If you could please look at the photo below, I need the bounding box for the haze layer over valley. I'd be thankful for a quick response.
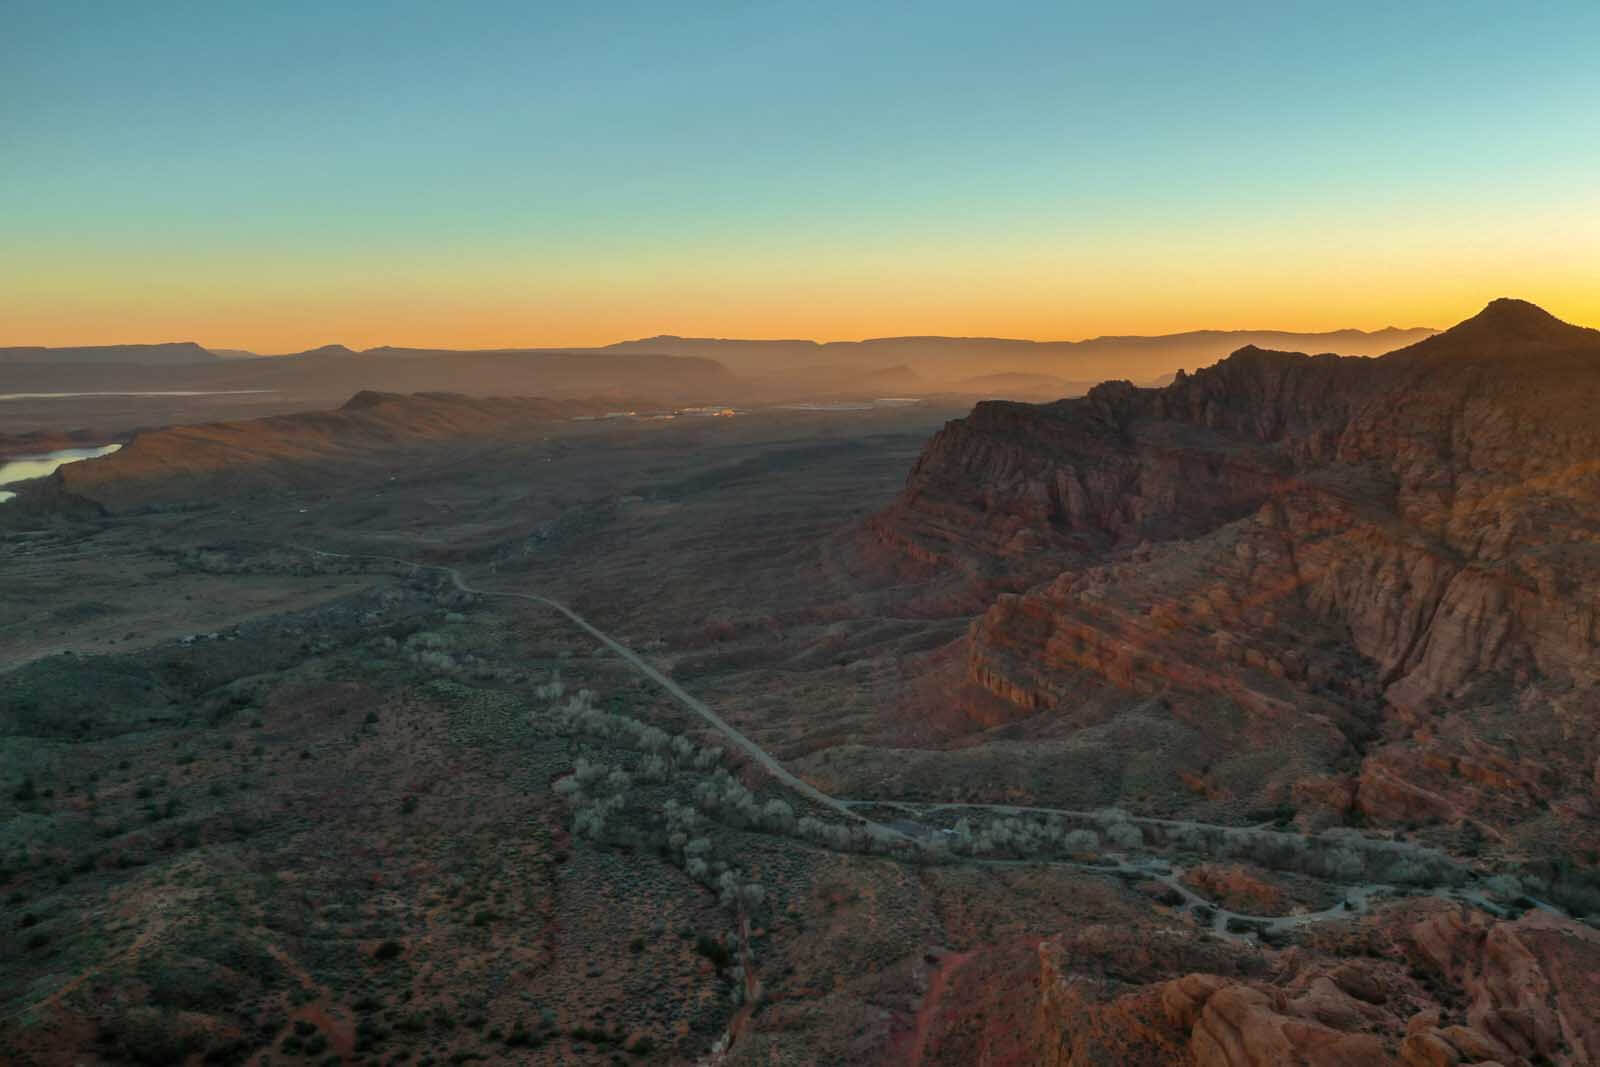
[2,299,1597,1067]
[9,0,1600,1059]
[0,323,1437,441]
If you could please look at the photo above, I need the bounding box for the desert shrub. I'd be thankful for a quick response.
[534,671,565,701]
[575,1024,620,1042]
[140,956,239,1012]
[1520,861,1600,916]
[1323,847,1365,881]
[1061,829,1100,856]
[99,1008,202,1065]
[761,799,795,832]
[1104,821,1143,850]
[694,934,731,968]
[1483,873,1522,898]
[864,823,901,853]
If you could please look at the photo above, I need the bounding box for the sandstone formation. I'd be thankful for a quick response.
[870,300,1600,841]
[1030,903,1600,1066]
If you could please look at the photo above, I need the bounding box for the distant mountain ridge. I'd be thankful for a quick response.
[598,325,1439,384]
[0,342,217,366]
[3,324,1437,378]
[607,325,1430,351]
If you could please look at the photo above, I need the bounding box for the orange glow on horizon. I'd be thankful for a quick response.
[4,204,1596,352]
[3,289,1594,355]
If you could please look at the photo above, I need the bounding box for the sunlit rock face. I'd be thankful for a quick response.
[49,392,640,509]
[871,300,1600,834]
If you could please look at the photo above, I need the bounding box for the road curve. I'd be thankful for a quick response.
[291,544,1494,935]
[295,546,865,824]
[840,797,1298,839]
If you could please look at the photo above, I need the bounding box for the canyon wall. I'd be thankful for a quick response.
[871,300,1600,833]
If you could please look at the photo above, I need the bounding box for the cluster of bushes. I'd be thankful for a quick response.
[791,814,916,858]
[902,804,1465,892]
[549,688,725,774]
[923,807,1144,862]
[544,682,1473,915]
[546,684,795,1007]
[374,629,498,680]
[1515,858,1600,918]
[552,757,631,841]
[952,817,1102,859]
[546,680,931,867]
[690,769,796,831]
[1162,823,1465,887]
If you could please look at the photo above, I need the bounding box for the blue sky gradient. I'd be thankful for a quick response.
[4,1,1597,347]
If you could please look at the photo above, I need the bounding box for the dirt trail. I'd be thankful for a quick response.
[903,949,974,1066]
[297,545,870,825]
[291,545,1499,938]
[8,922,167,1025]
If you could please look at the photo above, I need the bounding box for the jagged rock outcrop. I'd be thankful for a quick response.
[1032,905,1600,1066]
[1406,908,1600,1064]
[872,300,1600,832]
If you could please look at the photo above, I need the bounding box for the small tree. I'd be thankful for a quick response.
[1105,821,1142,850]
[1062,829,1100,856]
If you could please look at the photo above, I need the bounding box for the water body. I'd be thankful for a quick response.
[775,397,923,412]
[0,390,275,400]
[0,444,122,502]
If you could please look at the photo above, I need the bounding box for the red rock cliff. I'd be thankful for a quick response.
[873,300,1600,833]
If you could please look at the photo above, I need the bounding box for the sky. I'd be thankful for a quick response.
[3,0,1598,351]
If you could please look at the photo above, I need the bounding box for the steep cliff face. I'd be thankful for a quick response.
[873,300,1600,831]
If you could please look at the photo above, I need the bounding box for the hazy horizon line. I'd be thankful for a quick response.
[3,321,1445,356]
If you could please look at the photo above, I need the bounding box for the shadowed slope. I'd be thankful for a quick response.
[50,392,647,509]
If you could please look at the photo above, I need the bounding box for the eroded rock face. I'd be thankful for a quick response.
[1031,905,1600,1067]
[1407,909,1600,1065]
[871,300,1600,834]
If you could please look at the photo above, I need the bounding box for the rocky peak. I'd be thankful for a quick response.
[1395,297,1599,359]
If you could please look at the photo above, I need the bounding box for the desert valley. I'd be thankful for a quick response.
[7,4,1599,1063]
[2,299,1597,1066]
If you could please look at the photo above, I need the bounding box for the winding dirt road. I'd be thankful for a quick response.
[293,545,1507,936]
[296,546,864,823]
